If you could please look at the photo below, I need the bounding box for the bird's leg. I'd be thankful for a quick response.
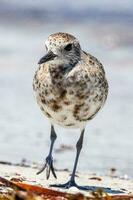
[37,125,57,179]
[51,129,85,189]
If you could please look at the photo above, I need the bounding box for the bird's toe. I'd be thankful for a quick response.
[37,155,57,179]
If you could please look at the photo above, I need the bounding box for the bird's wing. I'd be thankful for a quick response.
[80,50,106,76]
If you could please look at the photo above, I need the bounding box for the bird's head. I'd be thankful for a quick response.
[38,32,81,66]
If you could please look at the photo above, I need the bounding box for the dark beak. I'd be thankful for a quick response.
[38,51,57,64]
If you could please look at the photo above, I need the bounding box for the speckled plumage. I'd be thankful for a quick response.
[33,32,109,188]
[33,32,108,129]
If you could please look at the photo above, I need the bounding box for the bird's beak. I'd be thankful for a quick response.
[38,51,57,64]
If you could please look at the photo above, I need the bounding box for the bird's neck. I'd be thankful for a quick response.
[48,59,74,84]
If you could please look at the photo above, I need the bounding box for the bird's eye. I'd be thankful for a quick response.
[64,43,72,51]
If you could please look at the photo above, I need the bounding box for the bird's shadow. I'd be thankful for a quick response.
[77,185,124,194]
[51,183,124,194]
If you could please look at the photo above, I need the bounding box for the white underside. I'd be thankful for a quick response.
[40,97,103,129]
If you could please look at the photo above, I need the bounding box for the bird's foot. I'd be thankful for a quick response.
[51,180,123,193]
[37,155,57,179]
[50,180,94,191]
[50,179,77,189]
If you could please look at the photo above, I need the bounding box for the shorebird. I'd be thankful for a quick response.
[33,32,108,190]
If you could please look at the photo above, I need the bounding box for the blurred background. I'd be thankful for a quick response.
[0,0,133,177]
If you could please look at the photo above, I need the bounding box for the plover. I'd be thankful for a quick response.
[33,32,108,190]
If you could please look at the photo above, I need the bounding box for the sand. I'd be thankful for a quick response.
[0,163,132,198]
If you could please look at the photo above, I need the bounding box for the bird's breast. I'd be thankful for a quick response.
[33,64,107,128]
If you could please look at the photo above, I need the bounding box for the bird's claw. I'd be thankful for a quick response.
[37,156,57,179]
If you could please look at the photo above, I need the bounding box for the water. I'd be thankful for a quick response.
[0,0,133,177]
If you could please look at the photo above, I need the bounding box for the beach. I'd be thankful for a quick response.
[0,0,133,178]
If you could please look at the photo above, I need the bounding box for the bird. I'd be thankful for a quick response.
[33,32,108,190]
